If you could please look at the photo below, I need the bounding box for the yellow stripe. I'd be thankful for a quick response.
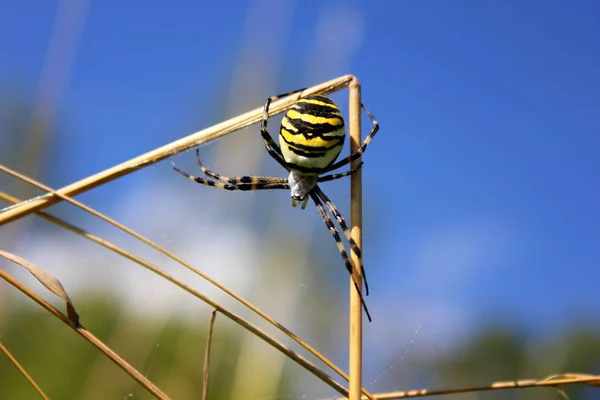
[296,98,340,110]
[286,110,344,126]
[281,128,344,149]
[281,118,299,133]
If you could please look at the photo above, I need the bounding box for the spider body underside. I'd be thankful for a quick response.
[172,90,379,322]
[288,171,317,208]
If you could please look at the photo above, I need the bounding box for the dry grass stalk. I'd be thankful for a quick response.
[323,372,600,399]
[348,79,364,400]
[0,341,50,400]
[203,310,218,400]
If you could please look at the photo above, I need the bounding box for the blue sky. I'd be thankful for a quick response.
[2,0,600,371]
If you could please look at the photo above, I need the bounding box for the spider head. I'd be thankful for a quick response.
[288,171,317,210]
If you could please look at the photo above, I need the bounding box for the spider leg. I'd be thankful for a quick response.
[192,149,287,186]
[193,148,230,182]
[309,191,372,322]
[318,162,364,183]
[266,88,308,103]
[173,163,289,191]
[260,88,307,171]
[321,103,380,173]
[314,186,369,296]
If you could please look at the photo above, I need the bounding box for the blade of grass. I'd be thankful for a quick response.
[203,310,218,400]
[322,373,600,399]
[0,341,50,400]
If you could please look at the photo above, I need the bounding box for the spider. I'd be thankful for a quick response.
[172,89,379,322]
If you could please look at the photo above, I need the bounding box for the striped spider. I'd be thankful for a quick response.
[173,89,379,321]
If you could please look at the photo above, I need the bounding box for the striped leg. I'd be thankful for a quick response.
[193,148,227,182]
[309,191,372,322]
[192,149,288,186]
[318,162,363,183]
[260,88,307,170]
[172,163,289,191]
[322,103,380,173]
[314,186,369,296]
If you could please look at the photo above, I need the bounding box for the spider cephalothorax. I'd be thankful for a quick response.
[288,171,317,209]
[173,89,379,321]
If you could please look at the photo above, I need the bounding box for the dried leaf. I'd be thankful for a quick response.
[0,250,79,325]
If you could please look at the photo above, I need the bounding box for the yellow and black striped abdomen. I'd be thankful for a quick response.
[279,95,345,175]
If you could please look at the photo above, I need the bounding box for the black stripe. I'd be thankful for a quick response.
[280,131,344,151]
[324,217,335,229]
[291,103,342,119]
[301,95,336,105]
[283,122,343,139]
[286,162,331,174]
[285,151,342,173]
[287,146,327,158]
[331,229,342,242]
[348,237,362,258]
[284,117,344,138]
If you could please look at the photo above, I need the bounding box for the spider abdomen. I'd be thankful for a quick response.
[279,95,345,175]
